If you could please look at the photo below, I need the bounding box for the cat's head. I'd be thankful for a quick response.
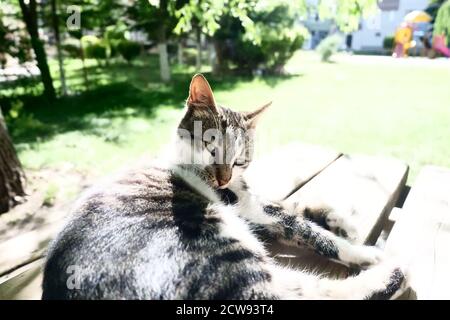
[174,74,270,189]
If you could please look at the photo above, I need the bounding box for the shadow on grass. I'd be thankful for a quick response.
[259,73,303,87]
[2,60,300,145]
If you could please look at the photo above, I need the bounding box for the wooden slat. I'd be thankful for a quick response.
[244,142,341,201]
[269,154,408,278]
[0,222,62,277]
[0,259,43,300]
[385,166,450,299]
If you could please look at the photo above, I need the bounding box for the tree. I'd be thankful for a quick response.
[208,2,307,74]
[50,0,67,95]
[434,0,450,44]
[0,108,26,214]
[18,0,56,100]
[173,0,377,74]
[127,0,188,82]
[154,1,172,82]
[316,0,379,33]
[174,0,259,74]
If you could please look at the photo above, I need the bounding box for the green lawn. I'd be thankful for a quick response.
[5,51,450,183]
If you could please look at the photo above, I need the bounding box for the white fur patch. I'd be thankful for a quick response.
[236,197,278,226]
[211,203,267,257]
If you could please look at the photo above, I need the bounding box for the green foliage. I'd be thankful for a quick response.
[85,42,108,60]
[104,23,126,59]
[175,0,307,45]
[6,103,49,140]
[43,183,58,207]
[82,36,108,60]
[174,0,260,40]
[215,3,308,74]
[317,0,378,33]
[128,0,184,41]
[434,0,450,44]
[383,36,395,50]
[117,40,141,63]
[316,34,343,62]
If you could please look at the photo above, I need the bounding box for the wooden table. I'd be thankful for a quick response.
[1,143,450,299]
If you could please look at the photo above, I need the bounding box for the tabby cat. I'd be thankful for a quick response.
[42,74,407,299]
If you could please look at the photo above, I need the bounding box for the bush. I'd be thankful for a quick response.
[117,40,141,63]
[214,4,308,74]
[316,34,343,62]
[84,42,107,60]
[81,36,108,61]
[104,24,126,59]
[383,36,395,50]
[259,27,306,73]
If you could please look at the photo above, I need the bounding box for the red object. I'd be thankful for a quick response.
[433,35,450,57]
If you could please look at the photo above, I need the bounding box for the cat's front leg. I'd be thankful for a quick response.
[284,201,360,243]
[263,204,384,267]
[269,261,409,300]
[230,177,383,267]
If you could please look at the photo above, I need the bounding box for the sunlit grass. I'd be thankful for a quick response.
[7,51,450,183]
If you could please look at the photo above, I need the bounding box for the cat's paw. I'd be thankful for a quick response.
[366,263,409,300]
[340,244,385,268]
[325,213,360,243]
[329,222,360,243]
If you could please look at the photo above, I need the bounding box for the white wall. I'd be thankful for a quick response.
[351,0,429,51]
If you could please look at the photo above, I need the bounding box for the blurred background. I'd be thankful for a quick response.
[0,0,449,220]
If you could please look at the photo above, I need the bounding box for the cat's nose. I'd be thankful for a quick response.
[217,178,230,188]
[215,166,231,188]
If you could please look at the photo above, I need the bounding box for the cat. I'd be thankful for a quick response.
[42,74,408,300]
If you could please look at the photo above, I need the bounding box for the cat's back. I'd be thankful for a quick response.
[42,165,210,299]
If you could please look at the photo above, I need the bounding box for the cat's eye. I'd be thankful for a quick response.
[203,141,216,156]
[233,161,246,167]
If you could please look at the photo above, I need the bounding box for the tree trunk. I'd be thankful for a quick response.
[177,40,184,66]
[19,0,56,100]
[78,36,89,90]
[50,0,67,96]
[0,109,26,214]
[195,26,202,72]
[158,43,170,82]
[157,24,170,82]
[213,38,227,75]
[208,39,218,75]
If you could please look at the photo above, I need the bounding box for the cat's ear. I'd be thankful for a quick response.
[244,101,272,128]
[187,74,217,112]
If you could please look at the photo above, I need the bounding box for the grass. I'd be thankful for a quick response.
[3,51,450,183]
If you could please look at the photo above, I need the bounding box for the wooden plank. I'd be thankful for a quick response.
[269,154,408,278]
[385,166,450,299]
[0,221,62,277]
[244,142,341,201]
[0,259,43,300]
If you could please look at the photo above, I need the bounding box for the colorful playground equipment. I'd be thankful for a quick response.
[403,10,433,24]
[393,23,415,58]
[393,10,449,58]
